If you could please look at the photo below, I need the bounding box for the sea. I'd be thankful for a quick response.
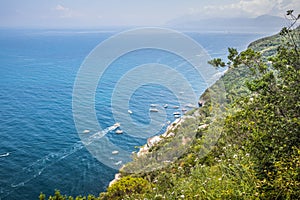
[0,28,266,199]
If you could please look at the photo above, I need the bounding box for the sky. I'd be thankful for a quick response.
[0,0,299,28]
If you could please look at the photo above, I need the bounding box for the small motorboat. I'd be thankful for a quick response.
[115,129,123,134]
[149,108,159,112]
[114,161,123,166]
[112,150,119,155]
[128,110,133,114]
[82,129,90,134]
[113,123,121,129]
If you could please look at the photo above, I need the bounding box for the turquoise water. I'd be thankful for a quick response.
[0,29,264,199]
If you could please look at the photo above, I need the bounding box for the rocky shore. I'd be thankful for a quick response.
[108,117,184,187]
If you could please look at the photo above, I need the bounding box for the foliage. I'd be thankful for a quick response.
[43,11,299,200]
[100,176,152,200]
[39,190,98,200]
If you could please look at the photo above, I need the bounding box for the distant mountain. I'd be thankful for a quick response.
[165,15,287,33]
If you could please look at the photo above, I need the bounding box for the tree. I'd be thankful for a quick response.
[210,10,300,199]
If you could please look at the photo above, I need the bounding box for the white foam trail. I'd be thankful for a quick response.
[83,125,118,145]
[9,125,116,189]
[10,142,84,188]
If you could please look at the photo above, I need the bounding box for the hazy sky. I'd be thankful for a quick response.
[0,0,299,28]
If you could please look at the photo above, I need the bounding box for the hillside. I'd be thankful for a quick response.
[98,23,300,200]
[41,18,300,200]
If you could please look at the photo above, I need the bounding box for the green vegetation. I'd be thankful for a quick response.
[41,11,300,199]
[100,176,153,200]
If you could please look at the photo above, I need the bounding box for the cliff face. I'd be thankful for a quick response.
[99,25,300,199]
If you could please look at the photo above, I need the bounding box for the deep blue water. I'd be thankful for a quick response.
[0,29,265,199]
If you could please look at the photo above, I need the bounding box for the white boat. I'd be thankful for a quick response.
[113,123,121,128]
[112,150,119,155]
[114,161,123,166]
[163,104,168,108]
[128,110,133,114]
[149,108,159,112]
[150,104,157,107]
[173,112,181,115]
[173,105,179,109]
[82,129,90,134]
[115,129,123,134]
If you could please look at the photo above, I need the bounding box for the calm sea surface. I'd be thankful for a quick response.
[0,29,264,199]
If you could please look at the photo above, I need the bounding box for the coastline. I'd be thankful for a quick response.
[107,107,204,187]
[108,117,184,187]
[108,99,207,187]
[137,117,182,157]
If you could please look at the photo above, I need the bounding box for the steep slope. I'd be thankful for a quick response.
[41,24,300,200]
[99,26,299,200]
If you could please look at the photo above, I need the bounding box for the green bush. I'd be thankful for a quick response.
[100,176,152,200]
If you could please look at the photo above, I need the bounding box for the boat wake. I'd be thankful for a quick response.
[83,124,119,145]
[5,125,117,195]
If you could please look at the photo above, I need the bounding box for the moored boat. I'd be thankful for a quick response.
[149,108,159,112]
[115,129,123,134]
